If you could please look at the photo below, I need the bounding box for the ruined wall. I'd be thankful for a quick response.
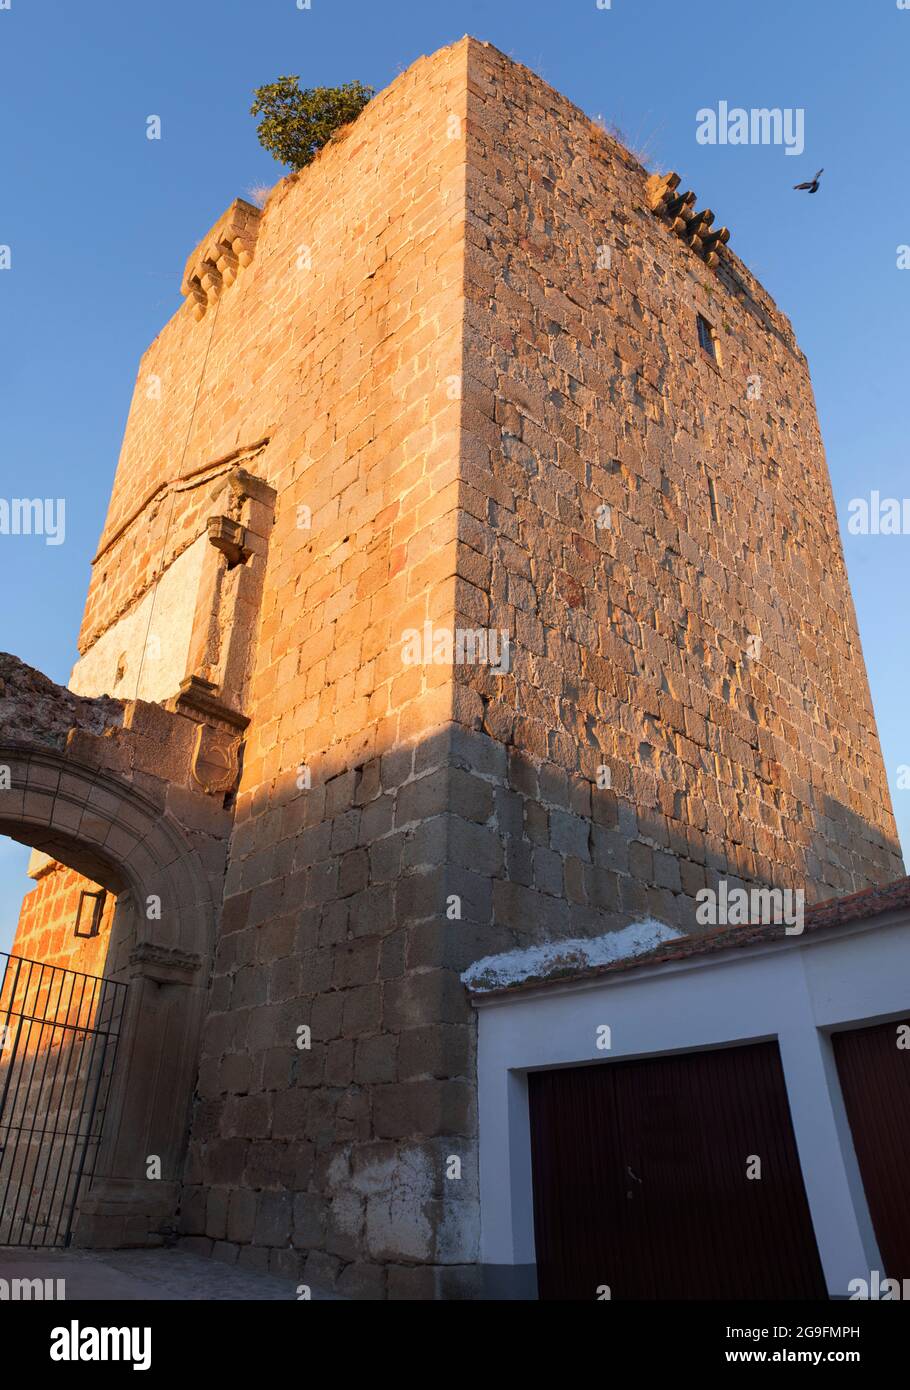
[0,652,237,1249]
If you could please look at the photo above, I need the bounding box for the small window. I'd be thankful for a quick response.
[75,889,106,939]
[696,313,717,361]
[707,474,720,525]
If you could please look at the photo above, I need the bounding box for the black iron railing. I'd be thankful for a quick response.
[0,951,127,1247]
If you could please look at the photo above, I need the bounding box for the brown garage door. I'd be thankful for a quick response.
[832,1018,910,1280]
[528,1041,826,1300]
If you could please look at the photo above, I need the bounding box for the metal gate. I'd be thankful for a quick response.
[0,951,127,1247]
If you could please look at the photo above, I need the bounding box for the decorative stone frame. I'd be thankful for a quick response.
[0,744,219,1247]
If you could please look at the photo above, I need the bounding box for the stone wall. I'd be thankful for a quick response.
[455,40,902,921]
[181,726,482,1298]
[137,41,478,1295]
[12,858,115,977]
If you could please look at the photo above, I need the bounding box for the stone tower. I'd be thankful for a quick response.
[6,38,902,1296]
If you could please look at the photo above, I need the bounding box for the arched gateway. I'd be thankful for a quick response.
[0,656,233,1247]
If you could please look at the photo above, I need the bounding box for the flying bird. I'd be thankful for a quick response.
[793,168,824,194]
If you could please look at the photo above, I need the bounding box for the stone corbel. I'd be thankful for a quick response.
[207,515,247,567]
[646,172,730,269]
[180,198,262,321]
[129,941,204,985]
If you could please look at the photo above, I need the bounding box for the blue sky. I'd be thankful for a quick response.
[0,0,907,948]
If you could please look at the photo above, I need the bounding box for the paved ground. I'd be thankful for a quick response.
[0,1246,338,1300]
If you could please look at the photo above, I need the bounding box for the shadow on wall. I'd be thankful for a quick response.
[218,721,906,978]
[1,650,903,1287]
[810,791,905,902]
[175,719,905,1295]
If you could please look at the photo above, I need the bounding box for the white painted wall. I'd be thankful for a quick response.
[70,535,208,704]
[474,912,910,1297]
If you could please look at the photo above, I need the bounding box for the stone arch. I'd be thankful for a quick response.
[0,743,214,962]
[0,739,223,1247]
